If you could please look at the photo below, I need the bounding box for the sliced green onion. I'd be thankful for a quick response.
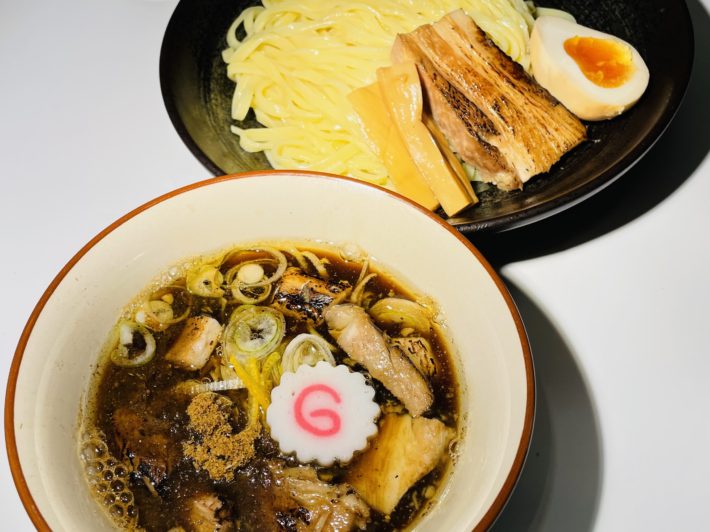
[110,320,156,367]
[186,264,225,298]
[228,262,272,304]
[161,293,174,304]
[368,297,432,333]
[224,258,271,284]
[242,247,287,288]
[223,248,288,289]
[223,305,286,362]
[462,162,481,182]
[230,281,272,304]
[222,248,287,304]
[238,263,265,285]
[135,299,190,332]
[147,300,173,322]
[281,333,336,373]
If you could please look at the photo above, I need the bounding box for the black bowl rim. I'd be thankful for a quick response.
[159,0,695,234]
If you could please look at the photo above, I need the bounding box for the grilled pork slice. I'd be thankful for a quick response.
[389,336,438,377]
[324,304,433,417]
[182,492,233,532]
[269,463,370,531]
[273,267,352,325]
[393,9,586,190]
[113,407,181,485]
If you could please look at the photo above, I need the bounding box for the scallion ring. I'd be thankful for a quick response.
[223,305,286,361]
[224,259,272,285]
[186,264,225,298]
[230,281,271,304]
[238,247,287,288]
[226,261,272,304]
[368,297,431,333]
[281,333,335,373]
[136,299,190,332]
[110,320,156,367]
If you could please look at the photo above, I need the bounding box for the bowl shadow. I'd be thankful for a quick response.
[491,281,603,531]
[471,0,710,266]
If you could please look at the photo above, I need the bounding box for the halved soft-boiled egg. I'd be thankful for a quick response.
[530,16,649,121]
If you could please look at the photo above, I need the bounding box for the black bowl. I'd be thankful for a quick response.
[160,0,693,233]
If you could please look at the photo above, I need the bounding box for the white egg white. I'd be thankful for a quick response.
[530,16,650,121]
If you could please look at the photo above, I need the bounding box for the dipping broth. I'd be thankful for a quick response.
[79,242,461,531]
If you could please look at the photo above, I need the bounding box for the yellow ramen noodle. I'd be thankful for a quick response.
[223,0,535,186]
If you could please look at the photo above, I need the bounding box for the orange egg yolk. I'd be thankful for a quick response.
[563,36,634,88]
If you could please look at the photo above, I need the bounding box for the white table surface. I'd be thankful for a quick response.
[2,1,709,530]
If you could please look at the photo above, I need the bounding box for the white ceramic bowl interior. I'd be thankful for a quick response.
[7,171,533,531]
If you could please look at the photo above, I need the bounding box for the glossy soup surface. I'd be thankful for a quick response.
[80,243,460,531]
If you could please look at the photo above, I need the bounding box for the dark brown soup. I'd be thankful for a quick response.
[80,242,460,531]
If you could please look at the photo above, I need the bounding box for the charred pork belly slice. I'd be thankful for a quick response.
[181,492,234,532]
[273,267,351,325]
[269,463,370,532]
[324,304,433,417]
[389,336,438,377]
[393,9,586,190]
[112,407,181,486]
[392,35,516,187]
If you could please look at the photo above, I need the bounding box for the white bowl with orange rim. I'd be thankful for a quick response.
[5,171,534,531]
